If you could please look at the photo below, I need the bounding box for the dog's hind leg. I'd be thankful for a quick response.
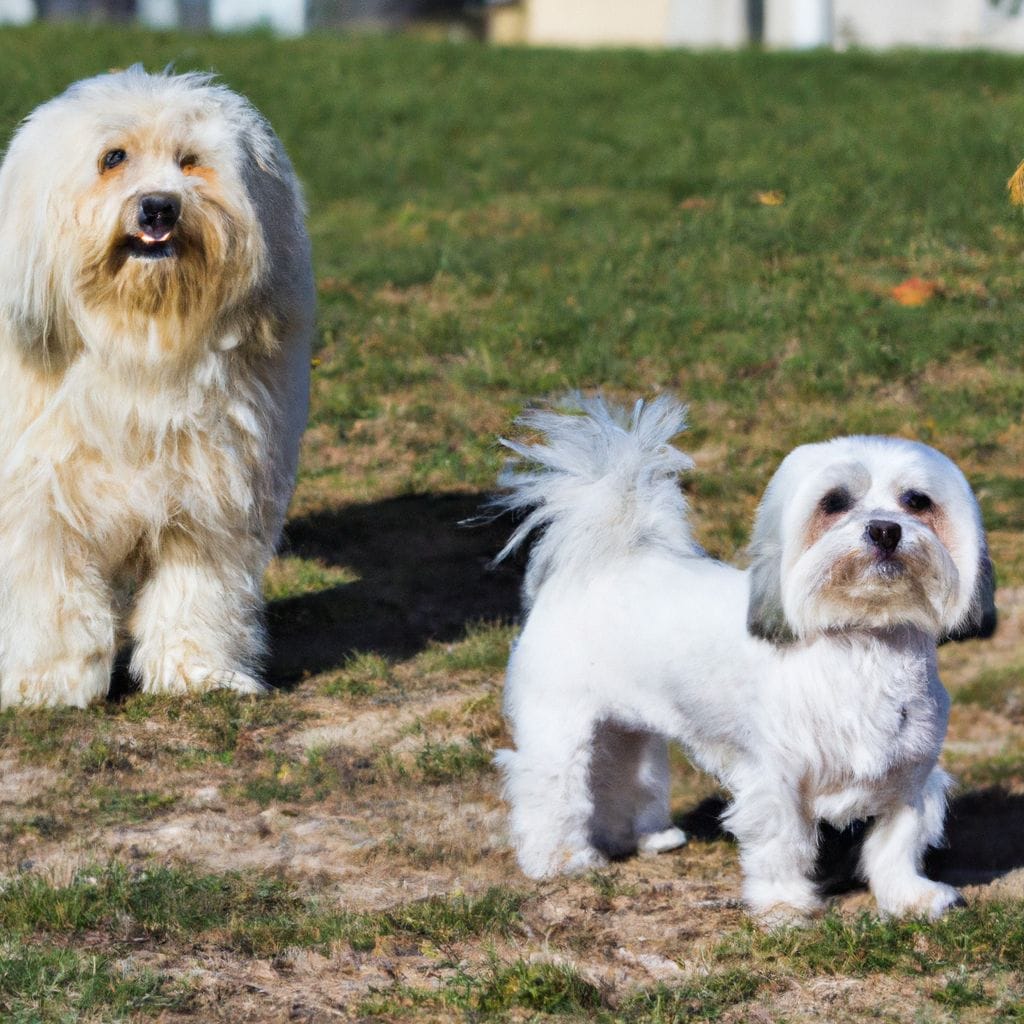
[495,716,608,878]
[860,767,962,919]
[589,726,687,857]
[632,734,688,855]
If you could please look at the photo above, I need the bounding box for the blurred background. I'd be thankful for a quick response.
[4,0,1024,50]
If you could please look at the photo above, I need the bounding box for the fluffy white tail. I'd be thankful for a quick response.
[493,395,698,605]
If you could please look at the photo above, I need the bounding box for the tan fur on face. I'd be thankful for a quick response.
[72,127,265,355]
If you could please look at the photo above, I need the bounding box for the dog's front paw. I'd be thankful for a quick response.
[516,842,608,879]
[876,880,964,920]
[745,877,824,927]
[1,655,110,710]
[138,660,267,697]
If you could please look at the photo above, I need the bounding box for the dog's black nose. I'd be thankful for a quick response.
[867,520,902,553]
[138,193,181,236]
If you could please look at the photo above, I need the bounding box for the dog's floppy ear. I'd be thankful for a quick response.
[746,476,797,643]
[0,112,66,357]
[747,540,797,644]
[943,543,997,643]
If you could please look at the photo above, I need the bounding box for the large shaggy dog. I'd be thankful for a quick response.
[0,68,314,708]
[493,397,995,921]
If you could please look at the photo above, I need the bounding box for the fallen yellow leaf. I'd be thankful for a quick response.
[890,277,941,307]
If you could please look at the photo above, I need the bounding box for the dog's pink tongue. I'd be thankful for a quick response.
[137,230,172,244]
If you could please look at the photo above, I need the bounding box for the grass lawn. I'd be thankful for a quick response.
[1,23,1024,1023]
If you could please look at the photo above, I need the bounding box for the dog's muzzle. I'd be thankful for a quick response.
[127,193,182,259]
[138,193,180,237]
[866,519,906,578]
[867,520,901,555]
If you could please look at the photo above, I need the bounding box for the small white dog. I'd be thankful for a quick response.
[493,396,995,921]
[0,68,314,708]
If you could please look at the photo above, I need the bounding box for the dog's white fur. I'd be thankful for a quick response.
[0,67,314,708]
[494,396,995,920]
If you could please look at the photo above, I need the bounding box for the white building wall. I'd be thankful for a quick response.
[138,0,177,29]
[833,0,1024,50]
[765,0,830,48]
[526,0,672,47]
[667,0,748,48]
[978,3,1024,51]
[0,0,34,24]
[210,0,306,35]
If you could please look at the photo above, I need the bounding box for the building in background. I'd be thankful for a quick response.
[488,0,1024,50]
[0,0,472,33]
[3,0,1024,50]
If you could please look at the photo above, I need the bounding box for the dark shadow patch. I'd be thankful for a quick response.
[672,788,1024,896]
[266,492,522,686]
[927,787,1024,887]
[674,795,730,843]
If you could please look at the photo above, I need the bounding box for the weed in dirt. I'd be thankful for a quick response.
[471,959,604,1015]
[76,735,133,774]
[175,691,307,761]
[0,707,86,765]
[263,554,358,602]
[731,903,1024,977]
[0,941,181,1023]
[363,957,605,1018]
[321,651,393,698]
[374,733,494,786]
[946,745,1024,790]
[2,815,68,843]
[239,747,342,806]
[931,968,991,1010]
[617,968,766,1022]
[0,863,526,958]
[414,622,516,675]
[361,958,766,1021]
[586,869,640,901]
[955,664,1024,721]
[90,787,179,826]
[414,736,493,784]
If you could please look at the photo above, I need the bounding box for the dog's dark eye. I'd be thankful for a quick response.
[101,148,127,172]
[901,490,934,513]
[819,488,853,515]
[179,153,198,171]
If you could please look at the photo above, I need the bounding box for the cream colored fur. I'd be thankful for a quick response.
[0,67,314,708]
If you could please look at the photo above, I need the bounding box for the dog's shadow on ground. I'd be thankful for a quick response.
[676,790,1024,893]
[265,492,523,685]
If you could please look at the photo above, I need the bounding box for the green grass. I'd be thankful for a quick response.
[0,863,525,957]
[722,904,1024,991]
[956,664,1024,720]
[360,957,766,1021]
[1,26,1021,569]
[414,623,516,675]
[262,555,358,601]
[0,943,180,1023]
[321,651,392,697]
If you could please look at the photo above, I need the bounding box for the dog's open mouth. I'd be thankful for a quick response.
[125,230,176,260]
